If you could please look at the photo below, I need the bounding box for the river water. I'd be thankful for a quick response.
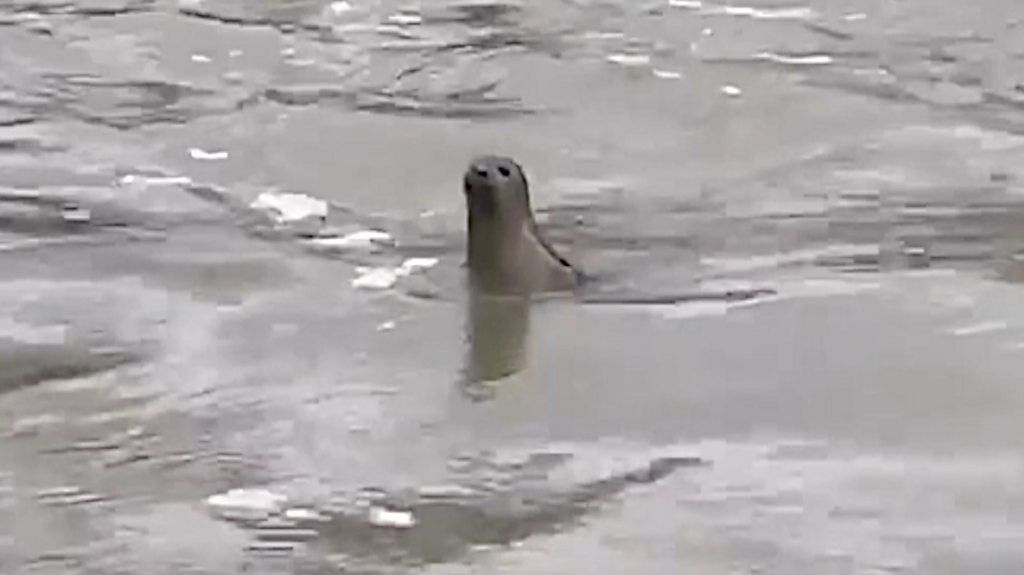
[2,0,1024,573]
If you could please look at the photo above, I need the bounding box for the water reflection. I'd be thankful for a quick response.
[459,294,531,399]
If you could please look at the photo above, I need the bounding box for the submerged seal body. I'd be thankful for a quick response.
[464,155,579,297]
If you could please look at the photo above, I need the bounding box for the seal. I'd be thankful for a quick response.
[463,155,776,304]
[463,155,579,296]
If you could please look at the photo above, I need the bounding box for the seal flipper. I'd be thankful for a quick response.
[528,218,574,269]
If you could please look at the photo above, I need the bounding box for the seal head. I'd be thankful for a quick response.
[464,156,578,296]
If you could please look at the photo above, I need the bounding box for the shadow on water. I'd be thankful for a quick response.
[0,340,140,395]
[310,453,703,568]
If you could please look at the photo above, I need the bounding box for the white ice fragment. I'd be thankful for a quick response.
[397,257,438,275]
[150,176,193,186]
[284,507,327,521]
[330,1,353,15]
[309,229,394,251]
[756,52,833,66]
[606,53,651,67]
[417,484,477,499]
[950,321,1008,337]
[206,488,287,521]
[119,174,193,187]
[37,485,86,498]
[250,192,328,223]
[368,506,416,528]
[653,69,682,80]
[708,5,816,20]
[61,206,91,223]
[351,257,437,291]
[388,12,422,25]
[720,84,742,97]
[352,267,399,291]
[191,54,212,63]
[188,147,229,161]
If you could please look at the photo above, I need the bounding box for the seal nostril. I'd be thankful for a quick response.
[497,166,511,178]
[471,164,489,178]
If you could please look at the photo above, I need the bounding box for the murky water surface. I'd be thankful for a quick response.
[2,0,1024,573]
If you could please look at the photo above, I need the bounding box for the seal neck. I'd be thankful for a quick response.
[467,213,532,295]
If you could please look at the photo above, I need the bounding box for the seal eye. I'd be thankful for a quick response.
[497,166,511,178]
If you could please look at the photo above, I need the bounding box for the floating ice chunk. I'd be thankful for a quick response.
[352,267,400,291]
[388,12,422,25]
[653,69,682,80]
[368,506,415,528]
[329,1,353,15]
[188,147,229,161]
[206,488,287,521]
[247,541,299,554]
[397,257,438,274]
[607,53,651,67]
[668,0,702,8]
[36,485,106,506]
[119,174,193,186]
[251,192,328,223]
[950,321,1008,337]
[191,54,211,63]
[0,188,40,201]
[61,205,91,223]
[284,507,328,522]
[720,84,742,97]
[706,4,816,20]
[351,257,437,291]
[756,52,833,66]
[417,484,478,499]
[309,229,394,252]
